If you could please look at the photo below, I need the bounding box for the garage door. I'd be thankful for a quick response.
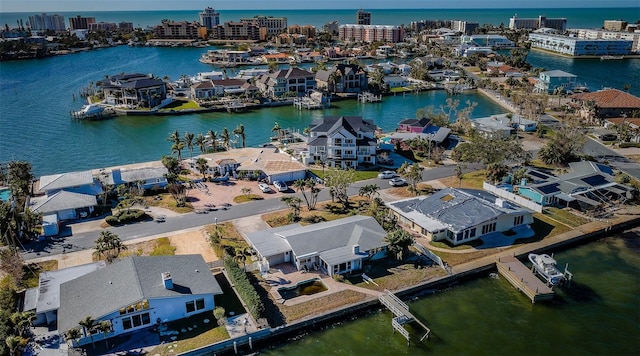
[268,170,307,183]
[268,253,285,266]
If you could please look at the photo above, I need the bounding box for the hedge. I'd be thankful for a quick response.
[105,209,146,226]
[224,256,264,320]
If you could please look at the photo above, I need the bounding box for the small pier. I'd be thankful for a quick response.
[293,97,324,110]
[496,256,554,303]
[379,290,430,345]
[357,92,382,103]
[223,101,246,113]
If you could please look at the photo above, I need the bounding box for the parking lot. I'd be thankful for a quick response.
[186,178,299,211]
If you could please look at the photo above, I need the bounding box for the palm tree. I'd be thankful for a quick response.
[207,130,218,152]
[293,179,309,208]
[5,336,23,356]
[221,128,231,151]
[95,230,127,263]
[233,124,246,148]
[78,316,97,349]
[184,132,195,159]
[171,141,185,162]
[97,320,112,349]
[234,246,252,271]
[167,130,181,145]
[64,328,81,348]
[195,157,209,180]
[10,311,35,337]
[385,229,414,261]
[195,133,207,154]
[271,122,282,141]
[358,184,380,201]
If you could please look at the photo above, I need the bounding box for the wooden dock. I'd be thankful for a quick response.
[379,290,430,345]
[357,92,382,103]
[496,256,554,303]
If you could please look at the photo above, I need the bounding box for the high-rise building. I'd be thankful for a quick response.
[603,20,628,32]
[239,15,287,37]
[339,24,404,43]
[509,14,566,31]
[69,15,96,30]
[199,7,220,30]
[452,20,479,35]
[28,13,66,31]
[356,9,371,25]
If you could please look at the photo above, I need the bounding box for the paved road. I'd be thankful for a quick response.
[583,137,640,179]
[21,163,478,260]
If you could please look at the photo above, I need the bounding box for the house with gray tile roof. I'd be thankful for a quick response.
[255,67,316,98]
[315,63,368,94]
[245,215,388,276]
[387,188,534,246]
[58,255,222,346]
[98,73,167,108]
[106,166,169,190]
[38,170,101,196]
[303,116,378,169]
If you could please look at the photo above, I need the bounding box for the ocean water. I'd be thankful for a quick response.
[2,7,639,30]
[263,233,640,355]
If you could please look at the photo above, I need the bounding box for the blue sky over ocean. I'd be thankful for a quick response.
[3,0,639,12]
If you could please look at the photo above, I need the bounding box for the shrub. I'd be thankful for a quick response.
[105,209,146,225]
[105,216,120,225]
[224,257,264,320]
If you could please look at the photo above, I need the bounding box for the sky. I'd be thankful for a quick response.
[2,0,639,12]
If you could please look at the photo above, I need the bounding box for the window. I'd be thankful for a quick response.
[121,312,151,330]
[186,301,196,313]
[481,222,497,234]
[514,215,524,226]
[187,299,206,313]
[196,299,205,310]
[122,318,132,330]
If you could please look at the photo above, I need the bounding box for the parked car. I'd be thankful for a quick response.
[389,178,407,186]
[599,133,617,141]
[155,215,166,223]
[377,170,396,179]
[258,182,273,193]
[273,180,288,192]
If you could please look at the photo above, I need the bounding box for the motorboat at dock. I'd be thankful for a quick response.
[528,253,572,286]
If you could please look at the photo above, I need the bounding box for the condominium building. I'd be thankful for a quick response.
[69,15,96,30]
[153,20,202,39]
[452,20,479,35]
[199,7,220,30]
[28,13,66,31]
[211,22,262,41]
[240,16,287,37]
[339,24,404,43]
[576,28,640,53]
[529,33,633,56]
[356,9,371,25]
[89,22,117,31]
[603,20,628,32]
[509,14,566,31]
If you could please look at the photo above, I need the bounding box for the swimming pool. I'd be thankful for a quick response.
[278,278,328,300]
[0,189,10,202]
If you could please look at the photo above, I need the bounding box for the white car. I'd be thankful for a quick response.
[377,170,396,179]
[258,182,273,193]
[389,178,407,186]
[273,181,288,192]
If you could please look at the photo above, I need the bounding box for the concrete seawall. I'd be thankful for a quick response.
[179,213,640,355]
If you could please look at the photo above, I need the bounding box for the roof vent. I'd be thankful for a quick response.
[162,272,173,290]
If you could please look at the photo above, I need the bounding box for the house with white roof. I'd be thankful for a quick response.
[245,215,388,276]
[303,116,378,169]
[387,188,534,246]
[58,255,222,347]
[107,166,169,191]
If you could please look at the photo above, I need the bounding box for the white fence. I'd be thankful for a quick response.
[482,182,543,213]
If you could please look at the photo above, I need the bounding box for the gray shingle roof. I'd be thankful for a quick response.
[39,171,94,192]
[31,191,97,214]
[58,255,222,333]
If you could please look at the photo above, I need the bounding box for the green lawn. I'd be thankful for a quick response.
[543,207,591,228]
[310,169,379,182]
[159,100,200,110]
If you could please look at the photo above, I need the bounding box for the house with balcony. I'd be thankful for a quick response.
[389,117,451,145]
[315,63,368,95]
[255,67,316,97]
[191,79,258,99]
[245,215,388,277]
[98,73,167,109]
[58,255,222,347]
[105,166,169,191]
[303,116,378,169]
[534,69,578,93]
[387,188,534,246]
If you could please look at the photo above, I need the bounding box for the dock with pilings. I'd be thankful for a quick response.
[379,290,430,345]
[496,255,554,303]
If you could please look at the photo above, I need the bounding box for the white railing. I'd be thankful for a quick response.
[483,182,543,213]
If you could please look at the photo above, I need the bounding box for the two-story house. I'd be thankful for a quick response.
[191,79,258,99]
[304,116,378,169]
[534,69,578,93]
[315,64,368,95]
[98,73,167,108]
[255,67,316,97]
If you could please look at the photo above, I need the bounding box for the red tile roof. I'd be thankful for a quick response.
[571,89,640,109]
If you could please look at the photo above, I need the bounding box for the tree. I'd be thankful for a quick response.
[358,184,380,201]
[452,132,530,166]
[538,126,585,166]
[234,246,252,272]
[171,141,185,162]
[184,132,195,159]
[167,130,181,145]
[305,179,321,210]
[78,316,97,349]
[195,133,207,154]
[233,124,246,148]
[454,164,464,187]
[213,306,226,326]
[323,169,356,210]
[195,158,209,180]
[385,229,414,261]
[64,328,81,347]
[5,336,24,356]
[6,161,33,198]
[9,311,34,337]
[0,248,24,286]
[221,128,231,151]
[95,230,127,263]
[281,196,302,222]
[207,130,218,152]
[293,179,310,209]
[398,162,424,195]
[485,162,509,184]
[96,320,112,349]
[168,183,188,207]
[271,122,283,141]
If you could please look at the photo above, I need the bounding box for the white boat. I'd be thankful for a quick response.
[600,55,624,60]
[528,253,566,286]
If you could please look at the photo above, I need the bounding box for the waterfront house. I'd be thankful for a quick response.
[255,67,316,97]
[106,166,169,191]
[389,117,451,145]
[236,147,308,183]
[516,161,633,210]
[472,114,537,137]
[303,116,377,168]
[534,70,578,93]
[245,215,388,276]
[570,89,640,121]
[383,75,409,89]
[37,170,102,197]
[387,188,534,246]
[191,79,257,99]
[98,73,167,109]
[22,262,106,326]
[58,255,222,347]
[315,63,368,94]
